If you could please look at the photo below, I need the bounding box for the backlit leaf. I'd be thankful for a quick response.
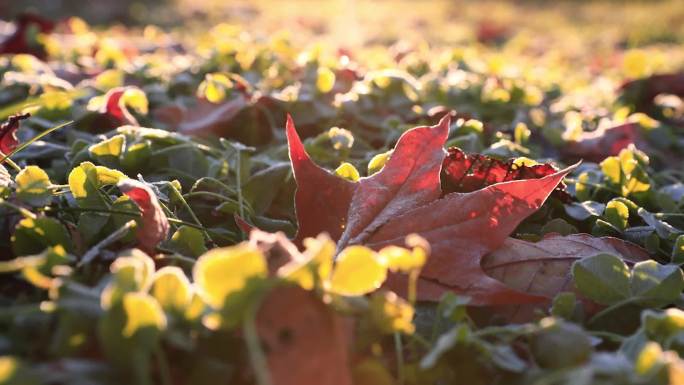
[193,243,267,308]
[15,165,52,206]
[329,245,387,296]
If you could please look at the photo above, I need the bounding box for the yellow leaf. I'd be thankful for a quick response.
[316,67,336,93]
[89,134,125,158]
[68,162,126,198]
[379,245,425,273]
[368,150,393,176]
[94,69,124,91]
[15,166,52,206]
[121,88,148,115]
[635,342,663,375]
[101,249,155,309]
[330,245,387,296]
[39,90,73,110]
[121,292,167,338]
[335,162,360,182]
[151,266,193,312]
[198,73,233,103]
[193,243,267,308]
[370,291,415,334]
[184,293,206,322]
[0,356,20,384]
[600,156,621,185]
[605,200,629,231]
[623,50,650,78]
[278,233,335,290]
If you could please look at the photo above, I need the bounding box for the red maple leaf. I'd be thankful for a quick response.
[442,147,571,201]
[0,113,30,155]
[287,115,576,305]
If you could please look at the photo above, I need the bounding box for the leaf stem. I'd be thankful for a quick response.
[0,151,21,172]
[167,182,216,246]
[244,297,273,385]
[77,220,136,267]
[587,297,644,326]
[235,149,245,219]
[155,344,173,385]
[0,199,36,219]
[0,120,73,164]
[394,332,405,385]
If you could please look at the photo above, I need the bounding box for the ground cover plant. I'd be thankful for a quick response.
[2,1,684,384]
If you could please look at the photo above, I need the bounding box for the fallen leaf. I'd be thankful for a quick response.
[117,179,169,255]
[620,73,684,115]
[479,233,649,320]
[0,113,30,155]
[287,115,575,305]
[255,285,353,385]
[562,122,648,162]
[175,95,277,145]
[287,115,357,245]
[442,147,570,201]
[0,13,55,59]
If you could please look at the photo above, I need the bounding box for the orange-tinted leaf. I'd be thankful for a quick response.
[117,179,169,255]
[255,285,353,385]
[0,113,29,155]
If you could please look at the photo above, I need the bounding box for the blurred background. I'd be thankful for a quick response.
[2,0,684,50]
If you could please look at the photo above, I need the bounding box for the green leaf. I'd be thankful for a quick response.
[673,235,684,264]
[540,218,577,236]
[243,163,290,215]
[12,217,74,256]
[638,208,681,240]
[551,292,577,320]
[120,141,152,174]
[169,225,207,257]
[564,201,605,221]
[572,253,630,305]
[15,165,52,207]
[630,261,684,307]
[642,308,684,341]
[77,212,110,246]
